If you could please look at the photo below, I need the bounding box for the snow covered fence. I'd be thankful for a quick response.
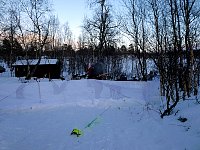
[86,79,157,103]
[0,78,160,110]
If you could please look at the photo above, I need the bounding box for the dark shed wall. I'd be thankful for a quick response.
[15,66,28,77]
[15,64,61,79]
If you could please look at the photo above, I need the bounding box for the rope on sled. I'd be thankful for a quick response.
[70,106,111,137]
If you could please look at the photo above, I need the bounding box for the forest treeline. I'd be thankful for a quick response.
[0,0,200,117]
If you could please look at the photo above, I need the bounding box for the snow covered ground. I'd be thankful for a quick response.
[0,77,200,150]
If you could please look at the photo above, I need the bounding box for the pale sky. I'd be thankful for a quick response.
[51,0,124,45]
[52,0,91,40]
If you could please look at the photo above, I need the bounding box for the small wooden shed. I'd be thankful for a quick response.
[0,65,5,73]
[13,59,61,79]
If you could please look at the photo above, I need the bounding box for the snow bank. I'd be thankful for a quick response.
[0,78,157,110]
[0,77,199,150]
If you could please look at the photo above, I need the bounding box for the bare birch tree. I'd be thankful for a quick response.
[0,0,22,76]
[19,0,52,79]
[63,22,73,46]
[147,0,200,117]
[84,0,118,59]
[120,0,148,80]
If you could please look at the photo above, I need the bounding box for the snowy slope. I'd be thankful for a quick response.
[0,77,199,150]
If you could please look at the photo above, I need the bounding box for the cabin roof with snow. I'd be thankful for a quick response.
[13,59,58,66]
[13,58,61,79]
